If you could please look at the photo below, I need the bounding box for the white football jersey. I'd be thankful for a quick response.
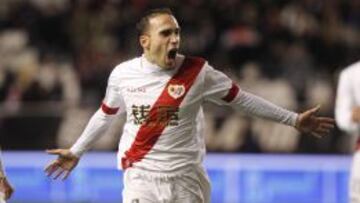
[102,54,238,171]
[70,54,297,172]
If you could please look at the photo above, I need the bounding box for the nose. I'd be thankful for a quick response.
[170,33,179,45]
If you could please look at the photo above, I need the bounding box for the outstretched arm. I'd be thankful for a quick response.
[202,63,335,137]
[45,107,118,180]
[232,91,335,138]
[45,68,125,180]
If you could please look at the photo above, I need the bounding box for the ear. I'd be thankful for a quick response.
[139,35,150,50]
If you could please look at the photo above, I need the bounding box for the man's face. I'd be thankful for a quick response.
[140,14,180,69]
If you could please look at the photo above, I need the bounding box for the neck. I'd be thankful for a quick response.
[143,52,154,63]
[143,52,172,69]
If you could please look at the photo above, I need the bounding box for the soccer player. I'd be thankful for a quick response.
[335,60,360,203]
[45,8,335,203]
[0,150,14,203]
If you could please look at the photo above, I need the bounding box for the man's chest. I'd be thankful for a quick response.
[119,73,203,126]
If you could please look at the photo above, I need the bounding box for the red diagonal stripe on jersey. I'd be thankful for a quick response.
[122,57,205,169]
[222,82,239,102]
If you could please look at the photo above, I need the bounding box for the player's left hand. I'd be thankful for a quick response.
[0,177,14,200]
[295,105,335,138]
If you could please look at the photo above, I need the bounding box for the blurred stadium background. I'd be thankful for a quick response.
[0,0,358,202]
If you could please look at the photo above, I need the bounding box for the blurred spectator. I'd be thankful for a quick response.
[239,62,299,153]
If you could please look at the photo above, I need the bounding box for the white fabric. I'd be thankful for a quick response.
[202,65,297,126]
[69,62,127,157]
[122,164,210,203]
[335,61,360,203]
[335,61,360,134]
[350,152,360,203]
[232,91,298,126]
[70,109,117,157]
[70,54,298,172]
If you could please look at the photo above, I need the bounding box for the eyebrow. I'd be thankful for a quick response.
[159,27,181,35]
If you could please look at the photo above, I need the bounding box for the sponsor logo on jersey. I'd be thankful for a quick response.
[168,84,185,99]
[127,86,146,93]
[131,104,179,126]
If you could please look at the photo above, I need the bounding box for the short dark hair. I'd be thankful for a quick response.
[136,8,173,36]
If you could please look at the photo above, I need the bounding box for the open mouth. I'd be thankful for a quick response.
[167,48,178,59]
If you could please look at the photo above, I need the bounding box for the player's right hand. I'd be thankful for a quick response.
[45,149,79,180]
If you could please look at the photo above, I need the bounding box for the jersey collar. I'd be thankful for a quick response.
[140,54,185,73]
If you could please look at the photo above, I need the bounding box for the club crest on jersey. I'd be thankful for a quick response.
[168,84,185,99]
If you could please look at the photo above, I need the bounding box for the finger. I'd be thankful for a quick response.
[320,123,335,129]
[45,161,60,176]
[48,167,61,179]
[315,128,330,135]
[318,127,331,134]
[45,164,56,176]
[45,160,58,172]
[46,149,63,155]
[317,128,331,136]
[53,168,66,180]
[9,187,13,197]
[316,125,330,133]
[318,117,336,123]
[300,106,321,121]
[62,170,71,180]
[4,191,10,200]
[4,188,13,200]
[308,105,321,115]
[311,131,323,138]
